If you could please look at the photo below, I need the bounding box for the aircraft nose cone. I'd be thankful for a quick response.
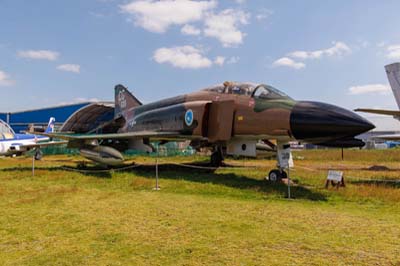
[290,101,375,142]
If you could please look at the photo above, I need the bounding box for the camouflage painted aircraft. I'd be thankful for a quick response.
[40,82,374,180]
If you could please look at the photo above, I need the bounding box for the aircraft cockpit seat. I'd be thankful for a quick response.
[2,133,14,139]
[223,81,256,96]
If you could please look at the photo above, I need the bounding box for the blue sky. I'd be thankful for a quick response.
[1,0,400,123]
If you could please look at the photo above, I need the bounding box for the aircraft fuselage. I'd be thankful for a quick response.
[117,83,374,146]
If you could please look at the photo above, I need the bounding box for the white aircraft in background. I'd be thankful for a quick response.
[0,117,59,158]
[355,62,400,140]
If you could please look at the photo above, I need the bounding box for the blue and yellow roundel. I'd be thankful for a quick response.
[184,109,194,126]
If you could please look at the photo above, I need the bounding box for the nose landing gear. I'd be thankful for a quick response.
[267,143,291,182]
[267,169,287,182]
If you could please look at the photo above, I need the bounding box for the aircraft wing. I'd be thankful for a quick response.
[354,108,400,116]
[34,131,200,141]
[19,140,69,148]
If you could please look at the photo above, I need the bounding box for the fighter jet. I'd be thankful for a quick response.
[355,62,400,140]
[38,81,374,181]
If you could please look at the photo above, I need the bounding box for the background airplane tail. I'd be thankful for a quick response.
[385,62,400,109]
[114,84,142,118]
[45,117,56,133]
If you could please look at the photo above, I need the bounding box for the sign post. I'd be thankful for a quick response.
[325,170,345,189]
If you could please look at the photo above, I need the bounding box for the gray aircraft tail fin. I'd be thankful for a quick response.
[114,84,142,118]
[385,62,400,109]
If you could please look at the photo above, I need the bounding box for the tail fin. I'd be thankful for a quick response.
[385,62,400,109]
[45,117,56,133]
[114,84,142,118]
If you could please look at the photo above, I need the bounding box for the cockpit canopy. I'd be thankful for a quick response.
[203,82,292,100]
[252,85,291,100]
[0,119,15,140]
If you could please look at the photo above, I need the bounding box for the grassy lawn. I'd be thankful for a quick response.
[0,150,399,265]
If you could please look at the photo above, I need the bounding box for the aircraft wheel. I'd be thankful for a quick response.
[210,150,223,167]
[34,149,43,161]
[281,170,288,179]
[268,169,282,182]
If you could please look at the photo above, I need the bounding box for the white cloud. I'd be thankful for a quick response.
[348,84,391,95]
[204,9,249,47]
[56,64,81,73]
[74,97,100,102]
[377,41,386,48]
[120,0,216,33]
[153,46,212,69]
[214,56,225,66]
[235,0,246,4]
[58,97,100,106]
[387,45,400,59]
[181,24,201,35]
[256,9,273,21]
[0,70,15,86]
[17,50,59,61]
[227,56,239,64]
[361,41,369,48]
[272,57,305,69]
[288,42,351,60]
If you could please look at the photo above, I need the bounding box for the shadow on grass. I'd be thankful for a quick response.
[132,163,327,201]
[0,166,112,179]
[351,179,400,188]
[0,162,326,201]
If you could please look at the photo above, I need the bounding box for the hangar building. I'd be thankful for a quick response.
[0,102,115,134]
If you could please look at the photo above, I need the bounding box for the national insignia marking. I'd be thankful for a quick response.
[185,109,194,126]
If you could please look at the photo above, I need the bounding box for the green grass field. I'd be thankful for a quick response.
[0,150,399,265]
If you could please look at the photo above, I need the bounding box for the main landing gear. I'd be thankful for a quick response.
[34,148,43,161]
[210,146,224,167]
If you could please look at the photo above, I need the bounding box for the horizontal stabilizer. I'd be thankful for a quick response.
[354,108,400,116]
[372,134,400,141]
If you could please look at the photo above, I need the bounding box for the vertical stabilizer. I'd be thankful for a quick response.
[45,117,56,133]
[385,62,400,109]
[114,84,142,118]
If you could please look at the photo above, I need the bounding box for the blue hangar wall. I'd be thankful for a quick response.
[0,103,92,133]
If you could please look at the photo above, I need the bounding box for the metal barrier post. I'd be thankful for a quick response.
[287,167,291,199]
[154,143,160,191]
[32,155,35,176]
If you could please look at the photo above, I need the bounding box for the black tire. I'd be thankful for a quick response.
[268,170,281,182]
[210,150,223,167]
[34,149,43,161]
[281,170,288,179]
